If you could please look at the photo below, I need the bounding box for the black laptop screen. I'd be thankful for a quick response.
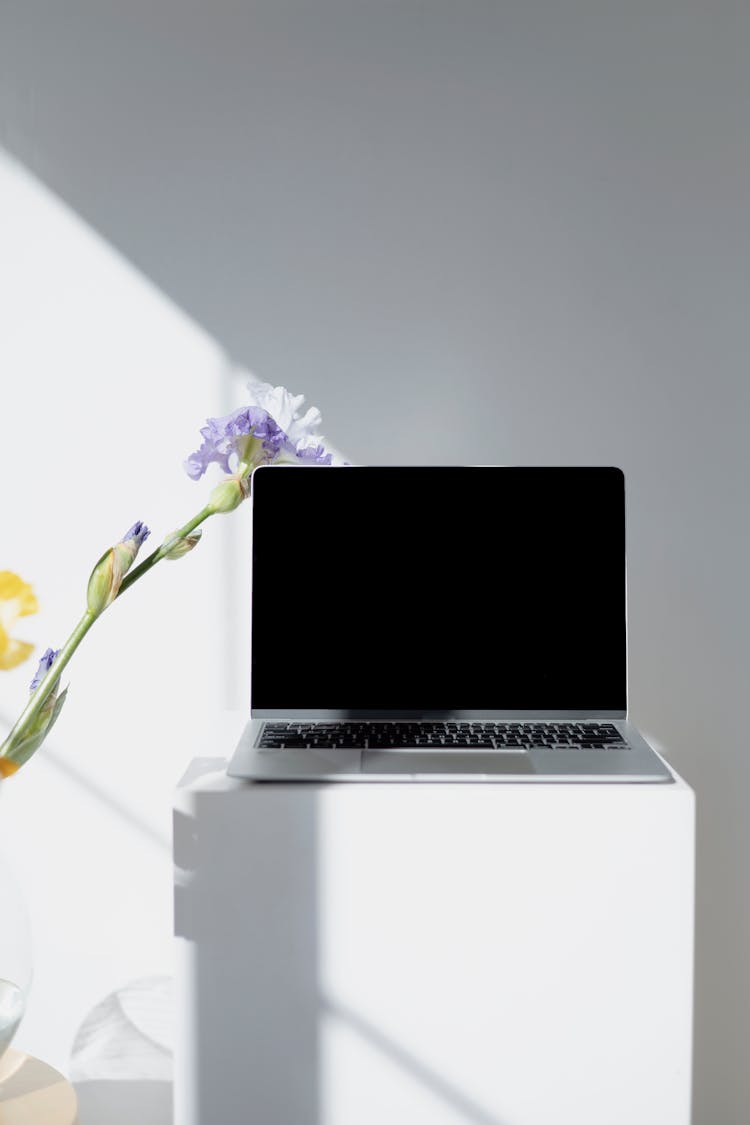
[251,466,626,714]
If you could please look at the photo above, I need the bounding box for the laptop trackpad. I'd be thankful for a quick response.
[361,752,534,776]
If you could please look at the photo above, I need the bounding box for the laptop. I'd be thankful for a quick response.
[227,465,672,783]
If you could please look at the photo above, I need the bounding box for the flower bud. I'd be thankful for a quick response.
[86,521,150,614]
[29,647,61,695]
[113,521,151,574]
[86,547,120,615]
[163,528,203,560]
[0,646,68,776]
[1,684,68,776]
[208,476,249,514]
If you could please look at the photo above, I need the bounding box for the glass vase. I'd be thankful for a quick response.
[0,843,32,1058]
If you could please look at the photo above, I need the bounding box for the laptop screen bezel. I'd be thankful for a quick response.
[250,465,628,721]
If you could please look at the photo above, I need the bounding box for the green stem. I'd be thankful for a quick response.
[117,504,213,597]
[0,503,216,772]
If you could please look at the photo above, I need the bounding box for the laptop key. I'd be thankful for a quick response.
[257,720,628,751]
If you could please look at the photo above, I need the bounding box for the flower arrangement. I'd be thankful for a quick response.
[0,380,342,777]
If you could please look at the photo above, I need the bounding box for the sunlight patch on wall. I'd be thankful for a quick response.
[0,148,249,1070]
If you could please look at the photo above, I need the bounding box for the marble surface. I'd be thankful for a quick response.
[0,1047,78,1124]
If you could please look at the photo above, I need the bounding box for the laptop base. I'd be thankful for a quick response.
[227,719,673,783]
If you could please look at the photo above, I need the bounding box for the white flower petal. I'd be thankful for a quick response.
[245,380,304,435]
[245,378,324,445]
[287,406,323,444]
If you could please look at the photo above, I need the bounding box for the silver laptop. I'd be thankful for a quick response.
[228,465,672,783]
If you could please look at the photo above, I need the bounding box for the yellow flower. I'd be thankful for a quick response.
[0,571,39,671]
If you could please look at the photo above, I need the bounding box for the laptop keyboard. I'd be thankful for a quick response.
[257,721,628,751]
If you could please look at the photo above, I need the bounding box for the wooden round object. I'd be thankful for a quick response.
[0,1048,77,1124]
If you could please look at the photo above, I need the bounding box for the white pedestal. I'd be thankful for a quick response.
[174,757,694,1125]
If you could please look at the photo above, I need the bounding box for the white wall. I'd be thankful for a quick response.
[0,151,252,1071]
[2,2,749,1119]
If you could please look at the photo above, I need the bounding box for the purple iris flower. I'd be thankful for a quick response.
[123,521,151,547]
[295,444,334,465]
[184,406,291,481]
[184,381,342,481]
[30,647,61,692]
